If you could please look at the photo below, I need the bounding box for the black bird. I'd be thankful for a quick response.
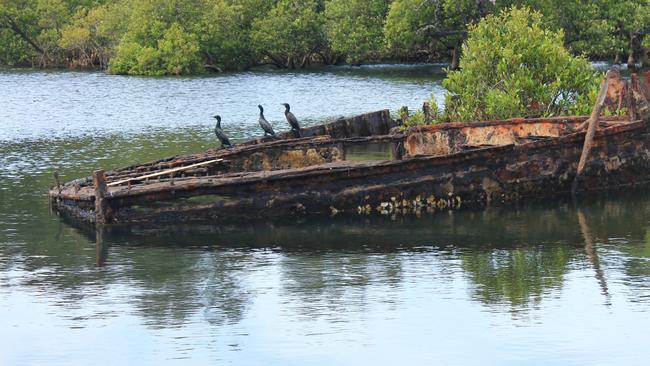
[213,115,232,148]
[258,105,276,137]
[281,103,301,137]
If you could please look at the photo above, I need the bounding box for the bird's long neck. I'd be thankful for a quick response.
[284,105,290,113]
[216,120,221,128]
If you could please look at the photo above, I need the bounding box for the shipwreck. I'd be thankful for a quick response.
[49,70,650,226]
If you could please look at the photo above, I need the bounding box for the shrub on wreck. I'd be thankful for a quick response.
[442,6,600,122]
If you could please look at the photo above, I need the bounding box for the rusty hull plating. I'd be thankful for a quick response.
[49,71,650,225]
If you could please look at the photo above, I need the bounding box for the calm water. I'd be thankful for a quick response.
[1,65,650,365]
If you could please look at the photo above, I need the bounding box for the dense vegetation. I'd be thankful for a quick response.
[1,0,649,75]
[442,7,599,121]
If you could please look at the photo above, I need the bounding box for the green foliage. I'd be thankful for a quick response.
[198,1,253,70]
[158,23,202,75]
[442,6,600,122]
[403,110,427,128]
[250,0,325,68]
[398,95,442,131]
[59,3,128,68]
[324,0,389,63]
[384,0,495,59]
[110,24,202,76]
[108,0,204,75]
[0,29,31,65]
[384,0,435,54]
[506,0,650,59]
[427,94,440,121]
[1,0,649,74]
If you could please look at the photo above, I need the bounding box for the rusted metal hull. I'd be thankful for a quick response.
[49,72,650,226]
[50,117,648,225]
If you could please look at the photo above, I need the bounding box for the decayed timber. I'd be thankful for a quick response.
[53,109,396,191]
[107,158,224,187]
[577,70,613,175]
[49,71,650,226]
[92,170,108,225]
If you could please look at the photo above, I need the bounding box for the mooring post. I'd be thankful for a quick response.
[630,74,639,121]
[423,101,431,123]
[53,171,62,194]
[92,169,108,225]
[572,70,612,196]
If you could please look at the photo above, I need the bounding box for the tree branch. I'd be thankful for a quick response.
[417,25,467,37]
[2,14,47,57]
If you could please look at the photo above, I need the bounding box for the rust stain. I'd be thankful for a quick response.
[48,72,650,226]
[405,118,576,157]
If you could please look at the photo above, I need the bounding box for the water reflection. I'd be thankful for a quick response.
[4,186,650,364]
[61,194,650,315]
[577,209,611,302]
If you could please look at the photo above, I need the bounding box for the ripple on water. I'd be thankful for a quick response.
[0,65,444,142]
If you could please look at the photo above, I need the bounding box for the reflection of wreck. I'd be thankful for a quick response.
[50,71,650,225]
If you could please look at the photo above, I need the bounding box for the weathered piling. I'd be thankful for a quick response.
[53,171,61,194]
[423,102,432,123]
[577,70,612,175]
[92,170,109,225]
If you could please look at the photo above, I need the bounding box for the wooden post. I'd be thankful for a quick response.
[572,71,612,195]
[630,74,639,121]
[577,71,612,174]
[92,169,109,225]
[423,102,431,124]
[53,171,61,194]
[450,46,460,70]
[398,106,409,125]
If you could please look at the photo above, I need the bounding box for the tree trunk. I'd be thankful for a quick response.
[639,35,649,67]
[627,32,643,69]
[317,52,329,65]
[614,53,622,64]
[299,54,310,68]
[317,51,341,66]
[450,46,460,70]
[263,52,286,69]
[2,15,49,60]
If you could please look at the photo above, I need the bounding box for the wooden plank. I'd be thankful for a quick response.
[107,158,224,187]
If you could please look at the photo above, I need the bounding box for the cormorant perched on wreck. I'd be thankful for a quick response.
[213,115,232,148]
[258,104,276,137]
[281,103,301,137]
